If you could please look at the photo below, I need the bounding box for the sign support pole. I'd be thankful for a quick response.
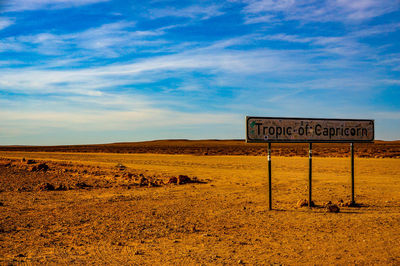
[308,143,312,208]
[351,142,355,204]
[268,142,272,210]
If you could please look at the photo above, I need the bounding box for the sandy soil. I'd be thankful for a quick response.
[1,150,400,264]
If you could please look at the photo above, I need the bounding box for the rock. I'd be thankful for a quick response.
[297,199,307,207]
[191,224,198,232]
[337,200,356,207]
[325,203,340,213]
[168,176,178,184]
[37,183,55,191]
[75,182,92,189]
[148,181,158,187]
[177,175,191,184]
[125,173,134,179]
[116,163,126,170]
[297,199,315,207]
[37,163,49,172]
[139,177,148,186]
[16,187,29,192]
[56,184,68,191]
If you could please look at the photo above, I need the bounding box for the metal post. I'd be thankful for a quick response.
[268,142,272,210]
[308,143,312,208]
[351,143,355,204]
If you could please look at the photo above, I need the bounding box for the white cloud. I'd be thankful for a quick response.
[335,0,398,20]
[260,33,367,57]
[244,0,295,13]
[242,0,400,24]
[149,4,224,20]
[0,45,310,97]
[0,38,26,52]
[260,27,400,57]
[0,21,169,57]
[2,0,109,12]
[261,33,312,43]
[0,17,14,30]
[352,23,400,37]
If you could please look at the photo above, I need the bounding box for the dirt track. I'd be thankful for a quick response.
[1,150,399,264]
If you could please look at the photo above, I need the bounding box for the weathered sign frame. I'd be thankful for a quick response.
[246,116,374,143]
[245,116,375,210]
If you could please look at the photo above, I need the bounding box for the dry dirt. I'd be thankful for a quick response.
[0,143,400,264]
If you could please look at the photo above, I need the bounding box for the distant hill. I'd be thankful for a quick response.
[1,139,399,158]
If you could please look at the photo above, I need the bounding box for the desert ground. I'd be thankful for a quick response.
[1,140,400,264]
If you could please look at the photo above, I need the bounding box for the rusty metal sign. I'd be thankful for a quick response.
[246,116,374,143]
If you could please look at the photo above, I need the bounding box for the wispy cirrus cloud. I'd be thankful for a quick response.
[242,0,400,23]
[0,21,169,57]
[148,4,224,20]
[1,0,109,12]
[0,17,14,30]
[260,21,400,57]
[0,45,309,96]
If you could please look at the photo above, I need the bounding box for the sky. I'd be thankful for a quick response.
[0,0,399,145]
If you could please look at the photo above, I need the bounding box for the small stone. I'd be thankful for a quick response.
[177,175,191,184]
[297,199,315,207]
[134,250,143,255]
[139,177,148,186]
[37,183,55,191]
[56,184,67,191]
[75,182,92,189]
[325,203,340,213]
[37,163,49,172]
[168,176,177,184]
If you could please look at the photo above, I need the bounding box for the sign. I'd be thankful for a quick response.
[246,116,374,143]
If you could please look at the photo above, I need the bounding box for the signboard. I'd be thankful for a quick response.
[246,116,374,143]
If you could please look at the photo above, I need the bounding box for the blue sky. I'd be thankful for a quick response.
[0,0,399,145]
